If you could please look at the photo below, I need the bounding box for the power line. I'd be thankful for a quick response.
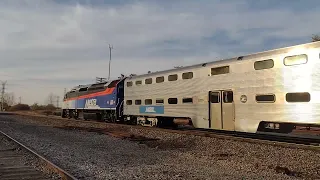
[108,44,113,80]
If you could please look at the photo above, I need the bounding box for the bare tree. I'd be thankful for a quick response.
[311,34,320,42]
[47,93,55,105]
[3,92,15,106]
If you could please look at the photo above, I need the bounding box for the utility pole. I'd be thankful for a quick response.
[19,96,21,104]
[1,81,7,111]
[108,44,113,80]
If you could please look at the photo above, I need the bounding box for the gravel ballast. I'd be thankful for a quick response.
[0,131,62,179]
[0,114,319,180]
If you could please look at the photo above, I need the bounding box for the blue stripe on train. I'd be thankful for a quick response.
[75,94,118,109]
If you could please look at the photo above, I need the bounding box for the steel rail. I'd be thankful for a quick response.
[0,130,78,180]
[179,127,320,145]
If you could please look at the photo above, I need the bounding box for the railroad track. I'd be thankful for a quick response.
[0,130,78,180]
[11,112,320,150]
[177,127,320,146]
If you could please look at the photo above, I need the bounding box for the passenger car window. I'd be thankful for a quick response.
[284,54,307,66]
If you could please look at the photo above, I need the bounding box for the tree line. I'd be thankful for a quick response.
[2,92,60,112]
[312,34,320,42]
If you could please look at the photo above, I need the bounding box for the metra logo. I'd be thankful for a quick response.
[85,99,99,108]
[145,107,156,113]
[86,99,97,106]
[139,106,164,114]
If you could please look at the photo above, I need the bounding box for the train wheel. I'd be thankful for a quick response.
[67,110,72,119]
[61,110,67,118]
[73,111,79,120]
[110,112,116,123]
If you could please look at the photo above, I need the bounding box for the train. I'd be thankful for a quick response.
[62,40,320,134]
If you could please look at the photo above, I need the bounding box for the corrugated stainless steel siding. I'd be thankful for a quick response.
[124,42,320,132]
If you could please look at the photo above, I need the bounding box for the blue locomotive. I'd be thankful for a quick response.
[61,78,125,122]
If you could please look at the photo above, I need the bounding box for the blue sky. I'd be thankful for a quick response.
[0,0,319,105]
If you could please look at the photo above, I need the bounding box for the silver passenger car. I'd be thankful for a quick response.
[123,41,320,133]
